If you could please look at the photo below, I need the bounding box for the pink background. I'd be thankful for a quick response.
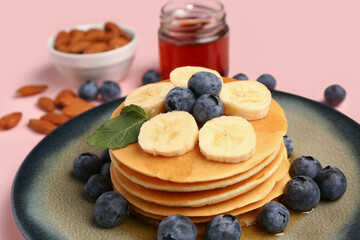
[1,0,359,239]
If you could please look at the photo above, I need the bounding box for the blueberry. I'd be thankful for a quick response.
[324,84,346,107]
[94,191,128,228]
[258,201,290,233]
[73,152,102,182]
[142,70,161,85]
[188,72,222,98]
[283,135,294,157]
[284,175,320,212]
[232,73,249,80]
[289,156,322,179]
[100,162,111,178]
[192,94,224,125]
[84,174,113,201]
[256,74,276,89]
[100,81,121,102]
[165,87,196,113]
[157,214,197,240]
[205,214,241,240]
[78,80,99,101]
[315,166,347,201]
[100,148,111,164]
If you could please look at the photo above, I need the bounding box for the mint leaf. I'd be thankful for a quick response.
[121,104,146,118]
[87,105,147,149]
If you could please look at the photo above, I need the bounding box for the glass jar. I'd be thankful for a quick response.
[158,0,229,79]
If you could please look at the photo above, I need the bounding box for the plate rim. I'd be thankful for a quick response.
[10,97,125,239]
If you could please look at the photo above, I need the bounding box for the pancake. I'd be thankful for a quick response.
[229,173,290,216]
[110,152,290,217]
[128,172,289,224]
[129,206,262,236]
[129,203,262,227]
[110,144,285,207]
[110,144,280,192]
[110,77,287,183]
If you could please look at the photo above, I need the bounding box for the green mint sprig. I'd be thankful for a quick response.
[86,104,148,149]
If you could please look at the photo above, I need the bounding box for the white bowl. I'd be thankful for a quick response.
[47,23,138,84]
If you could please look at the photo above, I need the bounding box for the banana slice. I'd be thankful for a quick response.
[138,111,198,157]
[170,66,223,88]
[199,116,256,163]
[124,82,174,117]
[219,81,271,120]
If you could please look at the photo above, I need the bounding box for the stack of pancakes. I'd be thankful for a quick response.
[109,78,290,233]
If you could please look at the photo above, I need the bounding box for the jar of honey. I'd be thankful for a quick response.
[158,0,229,79]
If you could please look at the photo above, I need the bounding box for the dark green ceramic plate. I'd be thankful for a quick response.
[11,91,360,240]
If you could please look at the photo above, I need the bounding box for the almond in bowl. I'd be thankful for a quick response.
[47,22,138,84]
[54,22,131,54]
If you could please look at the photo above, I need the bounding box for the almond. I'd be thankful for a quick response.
[68,41,92,53]
[104,22,127,37]
[83,42,109,54]
[58,96,88,107]
[84,29,106,42]
[69,29,85,43]
[0,112,22,130]
[108,37,130,49]
[55,44,69,53]
[40,112,69,125]
[55,89,76,107]
[16,85,48,97]
[104,31,119,41]
[62,102,95,118]
[37,97,56,112]
[55,31,70,48]
[28,119,57,134]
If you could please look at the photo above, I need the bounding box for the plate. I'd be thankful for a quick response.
[11,91,360,240]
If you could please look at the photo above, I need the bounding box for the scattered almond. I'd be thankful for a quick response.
[55,89,76,107]
[58,96,88,107]
[28,119,57,134]
[16,85,48,97]
[83,42,109,54]
[0,112,22,130]
[40,112,69,125]
[62,102,95,118]
[37,97,56,112]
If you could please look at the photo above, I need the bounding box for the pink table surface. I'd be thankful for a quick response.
[1,0,359,239]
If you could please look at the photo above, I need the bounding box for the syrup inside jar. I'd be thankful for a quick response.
[158,0,229,79]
